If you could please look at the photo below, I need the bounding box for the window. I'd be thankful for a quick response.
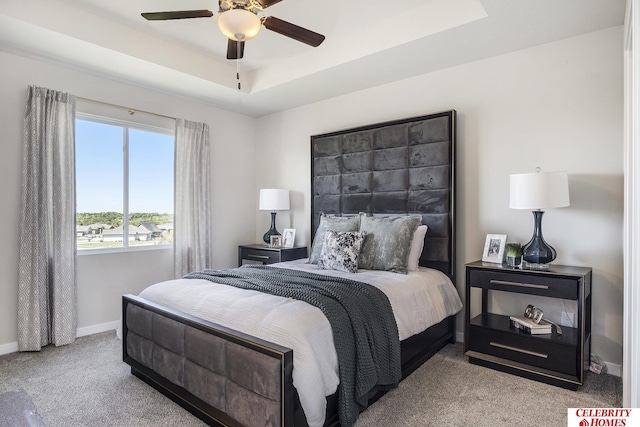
[75,107,174,251]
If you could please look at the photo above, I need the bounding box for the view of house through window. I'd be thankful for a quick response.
[75,115,174,250]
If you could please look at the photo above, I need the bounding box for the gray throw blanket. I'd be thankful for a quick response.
[184,265,401,426]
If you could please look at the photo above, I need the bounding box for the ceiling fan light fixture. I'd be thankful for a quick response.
[218,8,261,41]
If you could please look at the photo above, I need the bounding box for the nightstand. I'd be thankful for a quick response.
[238,244,308,267]
[464,260,592,390]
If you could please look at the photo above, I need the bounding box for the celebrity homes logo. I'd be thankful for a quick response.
[568,408,637,426]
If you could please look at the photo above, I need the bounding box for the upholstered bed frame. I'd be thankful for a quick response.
[122,110,457,427]
[311,110,456,280]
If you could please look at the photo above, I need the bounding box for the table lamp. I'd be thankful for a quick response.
[509,169,570,269]
[259,189,290,244]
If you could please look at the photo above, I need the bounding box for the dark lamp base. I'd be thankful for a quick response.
[262,211,281,244]
[522,210,557,268]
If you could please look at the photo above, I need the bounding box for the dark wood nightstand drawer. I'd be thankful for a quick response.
[237,244,308,267]
[241,248,280,264]
[468,314,579,377]
[469,269,578,299]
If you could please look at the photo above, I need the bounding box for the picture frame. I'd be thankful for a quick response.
[282,228,296,248]
[270,235,282,248]
[482,234,507,264]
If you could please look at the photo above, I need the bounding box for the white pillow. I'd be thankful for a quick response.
[407,225,428,271]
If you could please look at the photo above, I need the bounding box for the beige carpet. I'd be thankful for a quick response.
[0,331,621,426]
[355,343,621,426]
[0,389,45,427]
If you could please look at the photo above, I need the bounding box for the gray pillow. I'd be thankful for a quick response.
[317,230,367,274]
[308,214,360,264]
[358,214,422,274]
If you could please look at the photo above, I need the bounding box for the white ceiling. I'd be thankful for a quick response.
[0,0,626,117]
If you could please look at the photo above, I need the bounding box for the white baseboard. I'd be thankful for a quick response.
[0,320,121,356]
[0,341,18,356]
[606,362,622,377]
[76,320,120,338]
[452,331,621,377]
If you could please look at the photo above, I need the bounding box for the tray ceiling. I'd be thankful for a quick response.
[0,0,626,116]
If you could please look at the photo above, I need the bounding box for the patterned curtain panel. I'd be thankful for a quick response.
[18,86,77,351]
[174,119,212,278]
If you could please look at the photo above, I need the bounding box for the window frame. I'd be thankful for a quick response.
[75,112,175,255]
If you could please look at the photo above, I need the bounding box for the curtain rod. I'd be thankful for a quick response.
[77,96,176,121]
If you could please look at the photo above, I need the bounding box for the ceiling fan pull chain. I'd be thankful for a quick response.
[236,38,242,90]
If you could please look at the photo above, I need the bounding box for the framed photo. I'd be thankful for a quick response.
[270,235,282,248]
[282,228,296,248]
[482,234,507,264]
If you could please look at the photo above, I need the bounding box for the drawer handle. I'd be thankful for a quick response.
[489,279,549,290]
[246,254,270,259]
[490,342,548,359]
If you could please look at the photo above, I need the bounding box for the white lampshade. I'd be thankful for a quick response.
[510,171,570,210]
[259,189,290,211]
[218,9,261,41]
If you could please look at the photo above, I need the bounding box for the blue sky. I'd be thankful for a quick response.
[75,119,174,214]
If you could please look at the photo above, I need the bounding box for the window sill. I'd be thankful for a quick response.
[77,244,172,256]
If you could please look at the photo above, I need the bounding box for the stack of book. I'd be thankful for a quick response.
[509,316,553,334]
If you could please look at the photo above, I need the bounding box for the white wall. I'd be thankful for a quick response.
[0,26,625,373]
[256,27,624,369]
[0,51,256,351]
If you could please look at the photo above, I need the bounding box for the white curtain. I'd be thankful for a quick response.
[174,118,212,278]
[18,86,77,351]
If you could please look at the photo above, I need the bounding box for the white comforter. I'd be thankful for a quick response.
[138,259,462,427]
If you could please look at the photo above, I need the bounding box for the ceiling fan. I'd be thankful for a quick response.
[141,0,326,60]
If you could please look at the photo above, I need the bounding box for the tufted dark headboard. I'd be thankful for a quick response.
[310,110,456,282]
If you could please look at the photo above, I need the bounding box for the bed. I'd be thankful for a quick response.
[122,110,458,427]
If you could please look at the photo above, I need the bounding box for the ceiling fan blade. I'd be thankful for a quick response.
[227,39,245,60]
[256,0,284,9]
[141,10,214,21]
[262,16,325,47]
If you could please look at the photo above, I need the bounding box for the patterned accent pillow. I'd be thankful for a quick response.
[317,230,367,274]
[358,214,422,274]
[308,214,360,264]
